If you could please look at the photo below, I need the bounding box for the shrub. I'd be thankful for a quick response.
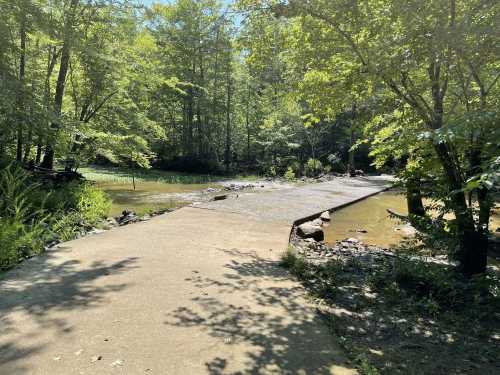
[0,166,48,270]
[74,183,111,225]
[369,257,500,317]
[43,181,110,226]
[51,211,86,242]
[304,158,323,177]
[327,153,345,173]
[284,166,296,181]
[267,165,277,177]
[43,182,110,242]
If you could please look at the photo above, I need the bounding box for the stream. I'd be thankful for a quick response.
[324,190,500,248]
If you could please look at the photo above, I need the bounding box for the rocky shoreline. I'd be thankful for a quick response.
[291,212,452,268]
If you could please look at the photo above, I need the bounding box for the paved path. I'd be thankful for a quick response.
[0,177,392,375]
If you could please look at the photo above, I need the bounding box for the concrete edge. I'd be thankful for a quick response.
[287,186,394,244]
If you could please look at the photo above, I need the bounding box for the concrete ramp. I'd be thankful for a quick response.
[0,177,392,374]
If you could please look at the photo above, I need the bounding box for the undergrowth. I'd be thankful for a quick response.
[0,165,111,270]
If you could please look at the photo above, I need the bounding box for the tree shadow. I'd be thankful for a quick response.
[0,247,139,373]
[300,259,500,374]
[166,248,352,374]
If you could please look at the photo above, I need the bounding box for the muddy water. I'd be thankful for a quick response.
[324,191,500,248]
[324,191,412,248]
[99,181,221,217]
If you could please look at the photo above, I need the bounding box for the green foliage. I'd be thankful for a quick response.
[280,250,310,279]
[0,166,47,270]
[284,166,296,181]
[43,182,110,225]
[41,181,110,242]
[370,257,500,318]
[281,249,345,299]
[51,211,86,242]
[0,164,111,269]
[304,158,323,177]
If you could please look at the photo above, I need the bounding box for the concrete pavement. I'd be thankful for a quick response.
[0,176,392,374]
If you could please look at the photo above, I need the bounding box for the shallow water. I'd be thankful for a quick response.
[99,181,221,216]
[324,191,500,248]
[324,191,412,248]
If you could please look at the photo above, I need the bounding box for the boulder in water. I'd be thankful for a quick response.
[297,222,324,241]
[320,211,330,221]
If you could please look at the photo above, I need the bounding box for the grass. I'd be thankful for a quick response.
[79,165,227,185]
[281,247,500,374]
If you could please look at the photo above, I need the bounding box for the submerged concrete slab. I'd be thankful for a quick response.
[197,176,393,224]
[0,177,393,374]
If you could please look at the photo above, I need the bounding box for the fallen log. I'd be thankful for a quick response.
[387,208,410,222]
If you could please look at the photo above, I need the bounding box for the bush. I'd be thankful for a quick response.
[0,165,111,270]
[327,153,345,173]
[51,211,86,242]
[0,166,48,270]
[44,182,110,241]
[43,181,110,226]
[370,257,500,317]
[267,165,277,177]
[284,166,296,181]
[304,158,323,177]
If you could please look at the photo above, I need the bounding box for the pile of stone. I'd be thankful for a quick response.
[111,208,175,227]
[293,236,394,268]
[115,210,140,226]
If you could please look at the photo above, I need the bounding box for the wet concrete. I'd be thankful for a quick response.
[196,175,393,224]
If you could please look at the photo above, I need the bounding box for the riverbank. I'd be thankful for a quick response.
[286,232,500,374]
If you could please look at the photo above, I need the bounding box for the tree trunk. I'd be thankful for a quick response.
[347,123,355,176]
[406,176,425,218]
[246,81,251,165]
[224,69,232,173]
[35,139,42,164]
[41,0,78,169]
[434,141,487,276]
[16,13,27,162]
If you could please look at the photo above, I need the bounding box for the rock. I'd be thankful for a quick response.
[117,210,139,226]
[91,355,102,363]
[88,228,105,235]
[297,222,324,241]
[311,218,323,226]
[346,238,359,243]
[110,359,124,367]
[106,217,118,227]
[213,194,227,201]
[320,211,330,221]
[356,229,368,233]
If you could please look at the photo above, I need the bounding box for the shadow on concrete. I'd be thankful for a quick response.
[166,248,350,375]
[0,247,138,374]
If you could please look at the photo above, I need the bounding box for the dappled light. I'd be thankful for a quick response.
[167,250,354,374]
